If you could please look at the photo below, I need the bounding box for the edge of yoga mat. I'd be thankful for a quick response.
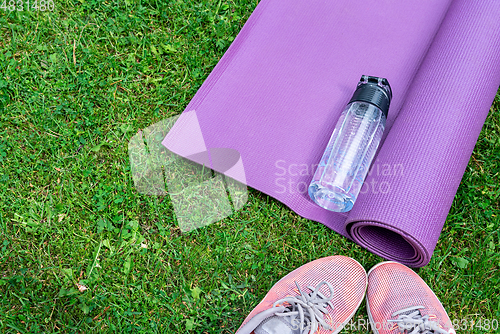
[182,0,271,114]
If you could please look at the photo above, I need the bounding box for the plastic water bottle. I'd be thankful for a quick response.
[308,75,392,212]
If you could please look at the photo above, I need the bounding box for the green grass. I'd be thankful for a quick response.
[0,0,499,333]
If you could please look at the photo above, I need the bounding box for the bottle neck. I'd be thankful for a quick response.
[348,83,390,119]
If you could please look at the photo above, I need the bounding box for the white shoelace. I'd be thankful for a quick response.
[272,281,335,334]
[387,306,448,334]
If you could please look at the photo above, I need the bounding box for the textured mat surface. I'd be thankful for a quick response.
[163,0,500,267]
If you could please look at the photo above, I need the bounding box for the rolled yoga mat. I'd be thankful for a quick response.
[162,0,500,267]
[345,0,500,266]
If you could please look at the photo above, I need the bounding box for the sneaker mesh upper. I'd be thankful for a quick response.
[236,255,367,334]
[366,262,456,334]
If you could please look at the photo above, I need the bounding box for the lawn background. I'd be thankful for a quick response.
[1,0,499,333]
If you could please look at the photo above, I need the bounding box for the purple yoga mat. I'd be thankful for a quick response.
[345,0,500,266]
[163,0,500,267]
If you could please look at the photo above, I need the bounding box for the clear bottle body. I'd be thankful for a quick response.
[308,101,386,212]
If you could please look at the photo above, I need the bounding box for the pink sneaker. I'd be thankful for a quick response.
[366,261,456,334]
[236,255,367,334]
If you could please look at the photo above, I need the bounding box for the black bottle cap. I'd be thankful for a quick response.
[348,75,392,118]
